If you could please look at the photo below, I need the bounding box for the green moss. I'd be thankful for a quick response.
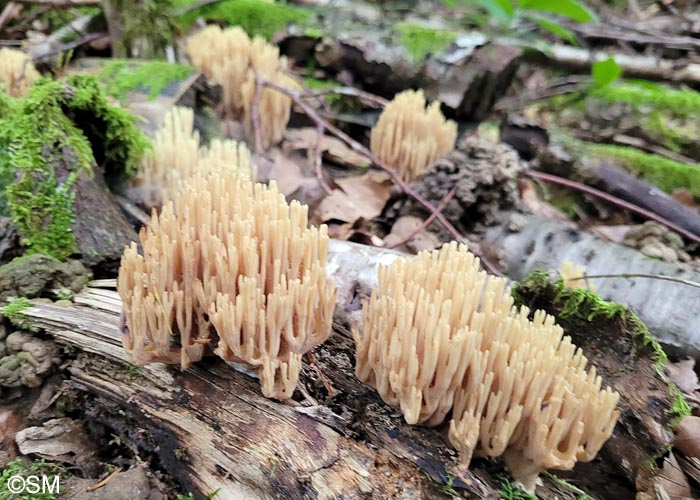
[498,477,536,500]
[0,76,148,259]
[589,80,700,118]
[0,458,65,499]
[115,0,176,58]
[586,143,700,196]
[396,22,457,63]
[0,297,38,332]
[98,59,194,102]
[513,270,690,423]
[175,0,311,39]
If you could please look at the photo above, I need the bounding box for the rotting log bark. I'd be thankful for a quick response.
[286,32,521,120]
[23,293,499,499]
[19,240,676,499]
[485,215,700,359]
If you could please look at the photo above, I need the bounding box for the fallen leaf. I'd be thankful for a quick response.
[665,358,700,404]
[675,416,700,459]
[589,224,633,244]
[265,149,305,197]
[285,127,371,168]
[384,215,441,253]
[317,170,392,224]
[519,179,570,222]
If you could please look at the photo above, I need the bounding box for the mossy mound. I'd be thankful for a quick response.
[97,59,195,102]
[395,22,457,63]
[0,76,148,259]
[175,0,311,39]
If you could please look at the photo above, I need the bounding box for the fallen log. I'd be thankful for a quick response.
[18,240,677,499]
[485,215,700,359]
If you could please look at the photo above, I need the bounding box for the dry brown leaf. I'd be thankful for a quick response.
[589,224,633,244]
[317,170,392,224]
[666,359,700,401]
[384,215,441,253]
[674,416,700,459]
[285,127,371,168]
[519,179,570,222]
[265,148,305,196]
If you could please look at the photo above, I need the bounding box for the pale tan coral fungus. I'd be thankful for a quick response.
[0,48,40,97]
[353,242,619,491]
[134,106,253,209]
[117,170,336,399]
[370,89,457,182]
[559,260,597,292]
[185,26,299,149]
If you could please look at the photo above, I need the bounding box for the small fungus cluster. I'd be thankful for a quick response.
[118,168,336,399]
[370,89,457,182]
[133,106,253,209]
[0,48,39,97]
[353,242,619,490]
[185,26,299,149]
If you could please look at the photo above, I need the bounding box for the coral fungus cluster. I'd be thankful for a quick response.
[370,89,457,182]
[353,242,619,490]
[133,106,253,209]
[117,166,336,399]
[185,26,299,149]
[0,48,39,97]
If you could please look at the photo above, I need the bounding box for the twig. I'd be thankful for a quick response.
[257,77,502,275]
[525,170,700,243]
[251,71,264,154]
[303,86,389,108]
[87,467,122,491]
[313,122,333,195]
[568,273,700,290]
[0,2,17,31]
[387,185,457,249]
[115,195,151,228]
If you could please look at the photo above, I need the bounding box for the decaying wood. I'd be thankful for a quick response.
[525,43,700,85]
[582,161,700,239]
[18,239,678,499]
[486,215,700,359]
[284,32,521,120]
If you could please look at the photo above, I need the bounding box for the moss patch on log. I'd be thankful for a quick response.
[175,0,311,39]
[98,59,195,102]
[585,143,700,197]
[0,76,148,259]
[395,22,456,63]
[513,270,690,424]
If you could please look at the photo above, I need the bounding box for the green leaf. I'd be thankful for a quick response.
[477,0,516,23]
[525,12,578,44]
[518,0,597,23]
[592,57,622,86]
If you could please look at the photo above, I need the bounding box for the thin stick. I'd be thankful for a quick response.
[313,122,333,195]
[258,78,501,275]
[251,71,263,154]
[387,185,457,249]
[87,467,122,491]
[526,170,700,243]
[303,86,389,108]
[568,273,700,290]
[0,2,17,31]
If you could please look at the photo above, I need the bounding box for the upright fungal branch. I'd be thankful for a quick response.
[117,169,336,399]
[370,89,457,182]
[133,106,253,209]
[185,26,299,149]
[353,242,620,491]
[0,48,39,97]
